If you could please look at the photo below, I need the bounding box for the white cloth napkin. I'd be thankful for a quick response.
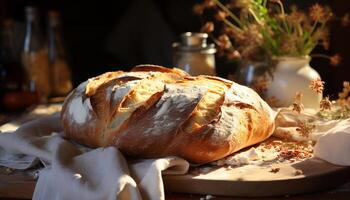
[274,109,350,166]
[0,113,189,200]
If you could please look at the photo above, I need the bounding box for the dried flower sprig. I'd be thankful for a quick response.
[292,92,304,114]
[296,121,315,138]
[319,96,332,111]
[309,77,325,94]
[337,81,350,107]
[194,0,348,64]
[317,81,350,120]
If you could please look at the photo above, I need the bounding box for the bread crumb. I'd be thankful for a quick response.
[294,169,303,176]
[73,173,82,180]
[269,168,280,173]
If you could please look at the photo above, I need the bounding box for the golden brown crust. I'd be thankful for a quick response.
[61,65,275,164]
[85,71,123,97]
[131,64,189,77]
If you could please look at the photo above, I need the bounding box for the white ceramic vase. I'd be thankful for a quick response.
[266,56,322,109]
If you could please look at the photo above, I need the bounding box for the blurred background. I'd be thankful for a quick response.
[0,0,349,111]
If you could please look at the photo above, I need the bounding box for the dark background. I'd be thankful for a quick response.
[0,0,349,97]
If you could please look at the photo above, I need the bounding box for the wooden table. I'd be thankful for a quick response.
[1,171,350,200]
[0,172,350,200]
[1,105,350,200]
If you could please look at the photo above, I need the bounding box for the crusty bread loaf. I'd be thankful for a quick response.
[61,65,275,163]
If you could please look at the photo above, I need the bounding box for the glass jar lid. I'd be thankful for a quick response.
[172,32,216,54]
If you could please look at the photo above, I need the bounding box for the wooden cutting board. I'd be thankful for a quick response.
[163,157,350,197]
[1,158,349,199]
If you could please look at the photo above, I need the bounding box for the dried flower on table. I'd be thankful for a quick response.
[269,167,280,173]
[292,102,304,114]
[319,97,332,111]
[275,140,314,162]
[296,121,315,138]
[317,82,350,120]
[294,169,303,176]
[292,92,304,114]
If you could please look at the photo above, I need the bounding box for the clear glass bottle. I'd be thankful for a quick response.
[21,6,51,102]
[0,19,39,110]
[0,19,23,92]
[172,32,216,76]
[47,10,72,97]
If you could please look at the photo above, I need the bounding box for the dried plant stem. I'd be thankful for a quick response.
[275,0,290,34]
[248,8,264,26]
[194,0,341,62]
[262,0,268,7]
[310,21,318,35]
[213,0,244,28]
[223,18,242,32]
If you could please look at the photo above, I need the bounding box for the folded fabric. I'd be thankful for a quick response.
[313,119,350,166]
[1,108,350,200]
[0,113,189,200]
[274,109,350,166]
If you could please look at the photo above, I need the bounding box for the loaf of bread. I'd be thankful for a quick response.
[61,65,275,163]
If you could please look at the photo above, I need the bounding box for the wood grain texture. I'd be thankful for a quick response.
[1,158,350,199]
[163,158,350,197]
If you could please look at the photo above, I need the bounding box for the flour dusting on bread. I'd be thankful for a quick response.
[145,84,207,136]
[68,96,92,124]
[61,65,275,163]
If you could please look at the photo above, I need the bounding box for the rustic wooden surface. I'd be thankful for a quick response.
[1,159,350,199]
[164,158,350,197]
[1,177,350,200]
[1,104,350,199]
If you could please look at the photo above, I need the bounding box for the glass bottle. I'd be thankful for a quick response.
[0,19,23,109]
[0,19,23,92]
[47,10,72,97]
[21,6,51,102]
[172,32,216,76]
[0,19,38,110]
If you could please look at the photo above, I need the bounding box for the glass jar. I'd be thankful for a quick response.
[172,32,216,76]
[21,6,51,103]
[47,10,73,97]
